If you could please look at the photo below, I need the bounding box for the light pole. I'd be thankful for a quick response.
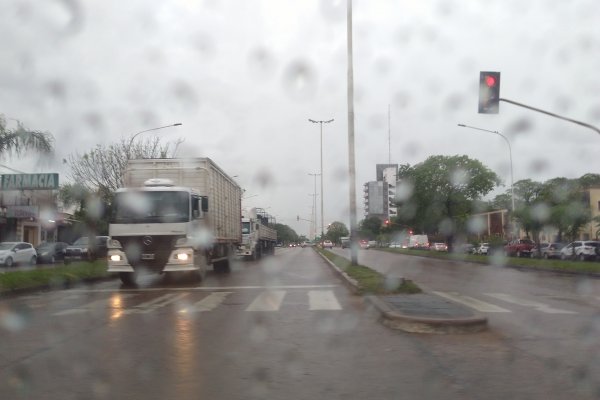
[347,0,358,265]
[308,172,320,241]
[457,123,516,236]
[308,118,333,241]
[127,123,182,158]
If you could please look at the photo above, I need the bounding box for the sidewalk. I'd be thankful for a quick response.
[316,250,488,334]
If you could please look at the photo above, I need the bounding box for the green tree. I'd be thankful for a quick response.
[395,155,500,248]
[0,116,54,158]
[273,223,299,244]
[326,221,349,244]
[359,216,382,240]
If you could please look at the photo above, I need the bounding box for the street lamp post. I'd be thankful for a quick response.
[457,123,516,236]
[127,123,182,158]
[308,119,333,241]
[308,172,320,241]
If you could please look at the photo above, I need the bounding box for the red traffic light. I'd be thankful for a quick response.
[484,75,497,87]
[478,71,501,114]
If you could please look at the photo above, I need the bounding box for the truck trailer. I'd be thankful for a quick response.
[107,158,242,285]
[238,207,277,260]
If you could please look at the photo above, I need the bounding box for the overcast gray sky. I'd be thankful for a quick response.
[1,0,599,236]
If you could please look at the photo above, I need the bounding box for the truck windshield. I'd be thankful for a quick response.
[242,222,251,234]
[112,191,190,223]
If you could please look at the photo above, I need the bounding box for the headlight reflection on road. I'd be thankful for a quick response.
[109,294,125,320]
[172,313,199,397]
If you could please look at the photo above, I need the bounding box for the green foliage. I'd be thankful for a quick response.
[0,261,109,292]
[326,221,349,244]
[395,155,500,239]
[359,216,382,239]
[273,223,299,244]
[317,248,422,295]
[0,115,54,158]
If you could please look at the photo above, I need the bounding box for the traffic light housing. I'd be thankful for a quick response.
[478,71,500,114]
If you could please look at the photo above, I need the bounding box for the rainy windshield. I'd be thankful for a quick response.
[1,1,600,399]
[112,191,190,224]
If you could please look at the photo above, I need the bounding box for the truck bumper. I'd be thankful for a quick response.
[107,248,200,273]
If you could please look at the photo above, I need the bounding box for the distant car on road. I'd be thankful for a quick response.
[322,240,333,249]
[359,240,369,249]
[431,242,448,251]
[532,242,565,259]
[64,236,110,264]
[35,242,69,264]
[0,242,37,267]
[560,241,600,261]
[504,239,535,257]
[476,243,490,255]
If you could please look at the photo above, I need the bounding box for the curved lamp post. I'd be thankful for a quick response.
[127,123,182,157]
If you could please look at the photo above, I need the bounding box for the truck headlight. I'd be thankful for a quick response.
[175,253,189,261]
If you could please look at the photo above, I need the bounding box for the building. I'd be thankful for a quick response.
[364,164,398,223]
[581,187,600,240]
[0,172,64,246]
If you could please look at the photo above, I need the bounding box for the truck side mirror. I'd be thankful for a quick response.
[201,197,209,212]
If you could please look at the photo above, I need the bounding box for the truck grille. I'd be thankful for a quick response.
[114,235,184,269]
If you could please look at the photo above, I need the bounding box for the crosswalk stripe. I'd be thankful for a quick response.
[246,290,286,311]
[308,290,342,310]
[54,294,137,316]
[433,291,511,313]
[125,293,189,314]
[484,293,578,314]
[180,292,232,313]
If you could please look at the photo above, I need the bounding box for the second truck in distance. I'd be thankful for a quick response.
[237,207,277,260]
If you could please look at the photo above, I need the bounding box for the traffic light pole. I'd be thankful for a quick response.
[500,98,600,135]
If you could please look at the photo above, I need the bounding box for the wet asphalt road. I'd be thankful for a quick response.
[1,247,599,399]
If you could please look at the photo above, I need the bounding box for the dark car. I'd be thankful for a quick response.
[35,242,69,264]
[64,236,110,264]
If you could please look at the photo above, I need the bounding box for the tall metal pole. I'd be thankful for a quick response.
[308,172,320,240]
[457,123,516,235]
[347,0,358,265]
[308,119,333,241]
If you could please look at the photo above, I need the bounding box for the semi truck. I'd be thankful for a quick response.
[107,158,242,285]
[237,207,277,260]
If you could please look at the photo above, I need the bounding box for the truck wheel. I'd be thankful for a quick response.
[119,272,137,286]
[214,260,230,273]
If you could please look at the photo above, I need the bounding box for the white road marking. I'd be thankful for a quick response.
[308,290,342,311]
[54,294,137,316]
[433,291,511,313]
[485,293,578,314]
[246,290,286,312]
[124,293,189,314]
[67,284,338,293]
[180,292,232,313]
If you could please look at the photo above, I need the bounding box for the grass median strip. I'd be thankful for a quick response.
[0,262,110,293]
[381,248,600,275]
[317,248,421,295]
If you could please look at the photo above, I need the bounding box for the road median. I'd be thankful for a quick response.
[315,247,488,334]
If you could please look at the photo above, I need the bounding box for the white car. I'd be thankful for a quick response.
[322,240,334,249]
[0,242,38,267]
[476,243,490,255]
[560,241,600,261]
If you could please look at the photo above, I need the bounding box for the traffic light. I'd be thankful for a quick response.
[478,71,500,114]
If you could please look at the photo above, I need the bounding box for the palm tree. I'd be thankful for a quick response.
[0,115,54,157]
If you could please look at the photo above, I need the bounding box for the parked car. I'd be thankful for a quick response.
[359,240,369,249]
[35,242,69,264]
[532,242,565,259]
[64,236,110,264]
[322,240,334,249]
[560,241,600,261]
[457,243,476,254]
[368,240,378,249]
[476,243,490,255]
[504,238,535,257]
[431,242,448,251]
[0,242,37,267]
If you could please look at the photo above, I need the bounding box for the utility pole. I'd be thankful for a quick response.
[308,119,334,241]
[347,0,358,265]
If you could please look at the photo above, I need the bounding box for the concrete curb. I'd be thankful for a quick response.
[366,295,488,334]
[314,248,488,334]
